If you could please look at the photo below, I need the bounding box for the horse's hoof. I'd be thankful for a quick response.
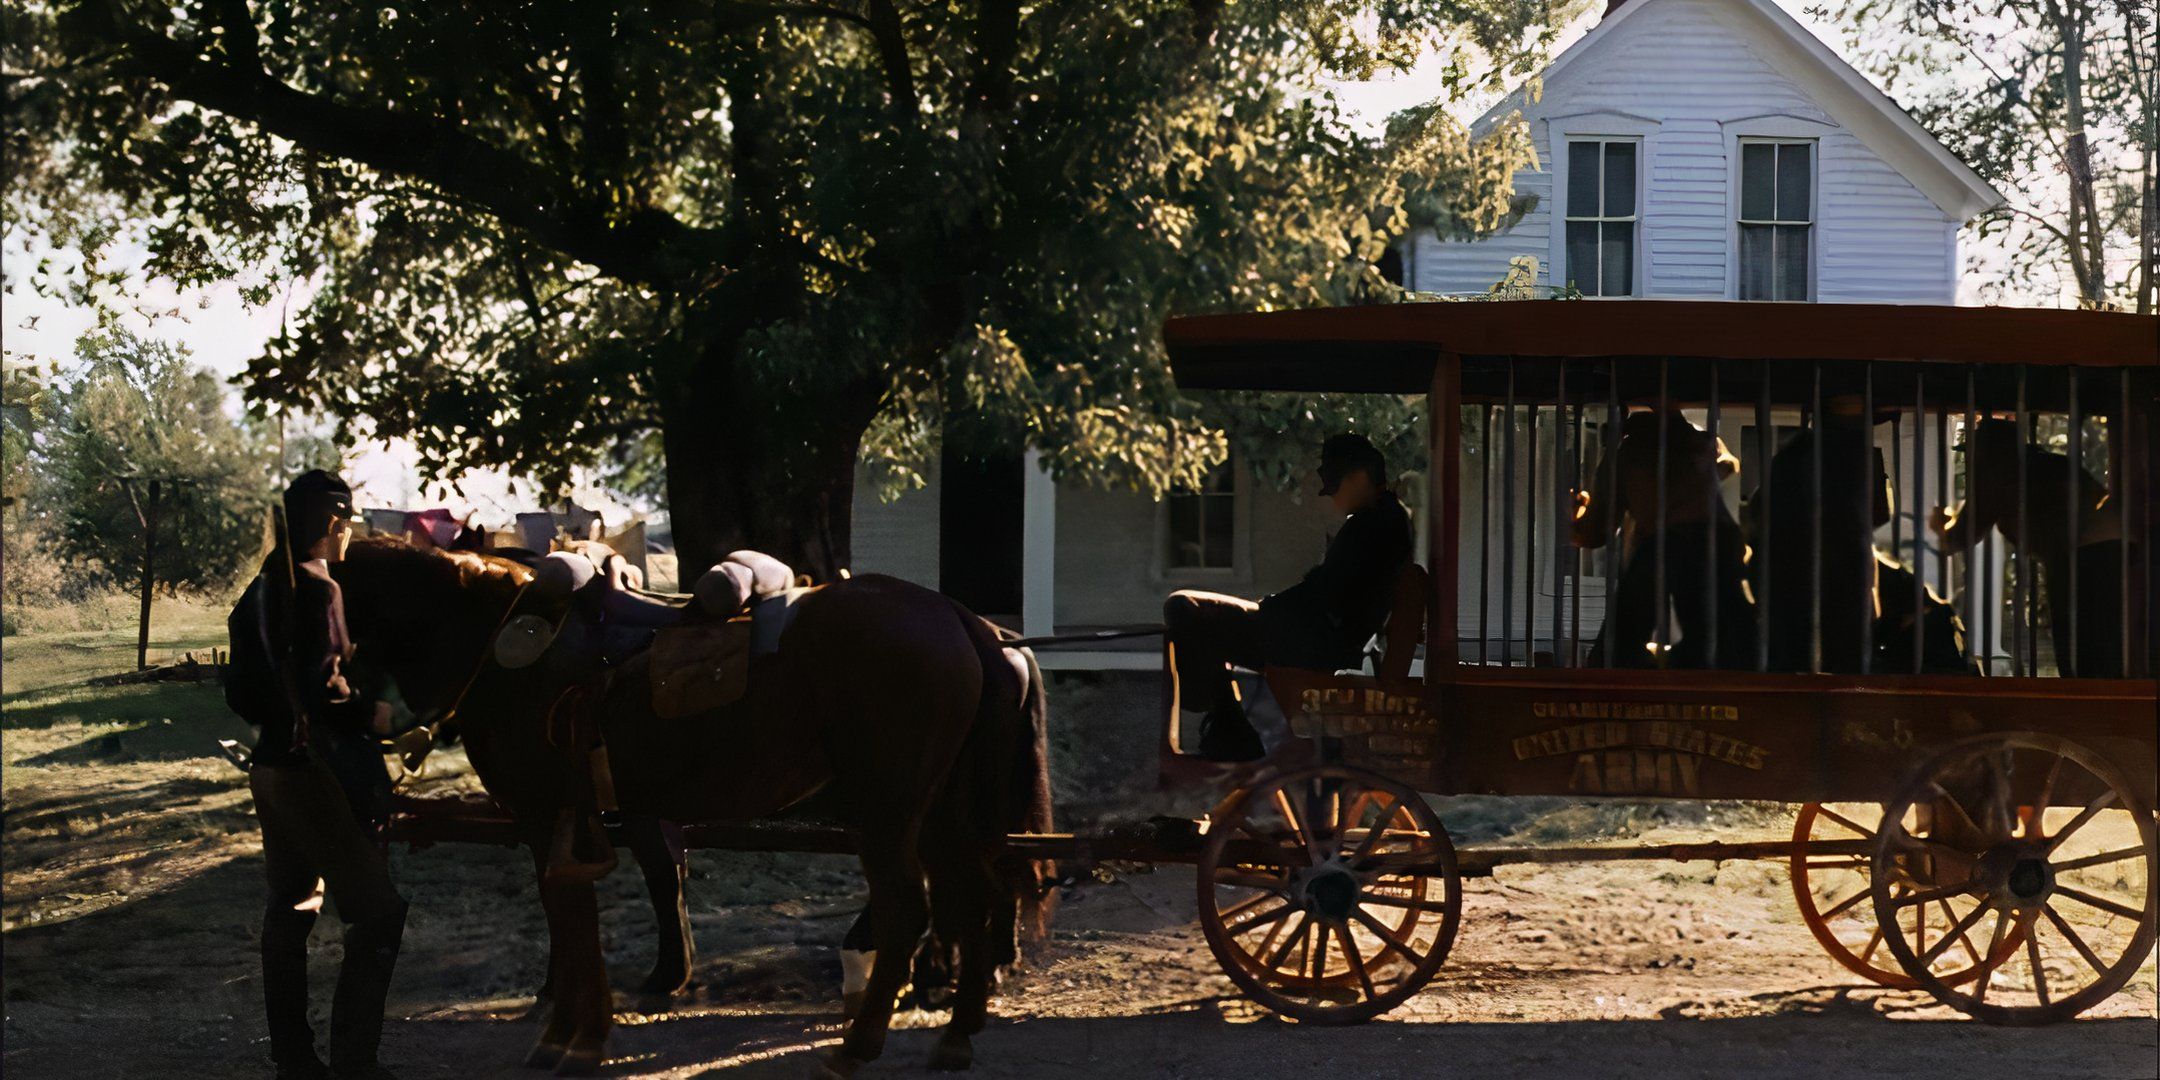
[928,1033,974,1072]
[553,1044,603,1076]
[523,1039,567,1070]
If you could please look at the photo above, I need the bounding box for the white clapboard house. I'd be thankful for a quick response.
[848,0,2004,669]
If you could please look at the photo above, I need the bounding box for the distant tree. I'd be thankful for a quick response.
[1829,0,2158,310]
[7,1,1557,576]
[45,328,276,593]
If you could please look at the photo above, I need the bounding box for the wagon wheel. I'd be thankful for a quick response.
[1871,733,2158,1025]
[1791,803,2021,988]
[1197,765,1460,1024]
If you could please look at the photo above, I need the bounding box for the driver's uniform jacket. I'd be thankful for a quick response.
[1257,491,1414,670]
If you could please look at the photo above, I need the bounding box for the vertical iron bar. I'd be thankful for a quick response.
[1605,360,1621,669]
[1967,367,1985,674]
[1890,412,1903,558]
[1913,369,1926,674]
[2067,369,2080,676]
[2004,369,2021,673]
[1860,362,1874,674]
[1553,362,1569,667]
[1810,363,1823,674]
[1502,368,1517,668]
[1479,405,1492,666]
[1935,405,1949,617]
[2124,368,2134,676]
[1757,361,1773,673]
[1570,398,1586,667]
[1526,393,1540,666]
[1706,362,1721,668]
[1654,358,1669,665]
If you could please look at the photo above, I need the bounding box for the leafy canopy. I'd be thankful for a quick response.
[7,1,1558,521]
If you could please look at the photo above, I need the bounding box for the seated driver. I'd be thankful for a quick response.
[1164,434,1413,761]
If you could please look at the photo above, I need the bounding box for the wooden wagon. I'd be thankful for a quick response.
[1160,299,2157,1025]
[390,298,2157,1029]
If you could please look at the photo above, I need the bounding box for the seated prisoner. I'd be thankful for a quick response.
[1741,392,1892,673]
[1573,410,1752,669]
[1163,434,1412,762]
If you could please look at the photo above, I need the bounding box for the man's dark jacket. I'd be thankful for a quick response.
[1258,491,1414,670]
[227,554,390,826]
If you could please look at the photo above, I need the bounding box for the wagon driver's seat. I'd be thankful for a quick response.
[1368,561,1428,682]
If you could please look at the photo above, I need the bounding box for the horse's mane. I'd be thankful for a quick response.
[342,535,533,613]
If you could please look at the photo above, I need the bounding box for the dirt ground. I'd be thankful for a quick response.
[3,624,2154,1079]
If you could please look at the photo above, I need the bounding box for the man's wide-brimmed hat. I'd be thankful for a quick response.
[282,469,356,521]
[1317,433,1386,496]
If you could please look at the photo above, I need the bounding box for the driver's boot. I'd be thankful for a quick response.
[327,900,407,1080]
[263,905,328,1079]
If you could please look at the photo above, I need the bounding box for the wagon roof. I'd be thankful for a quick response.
[1163,301,2159,394]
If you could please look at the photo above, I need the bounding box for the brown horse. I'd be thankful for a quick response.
[327,538,1052,1075]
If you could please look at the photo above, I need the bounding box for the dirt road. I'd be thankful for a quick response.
[3,638,2153,1079]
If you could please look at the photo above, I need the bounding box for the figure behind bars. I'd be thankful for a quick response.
[1573,409,1753,669]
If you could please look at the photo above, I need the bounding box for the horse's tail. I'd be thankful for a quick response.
[1006,636,1057,955]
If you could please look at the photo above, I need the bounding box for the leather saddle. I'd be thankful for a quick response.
[646,587,814,718]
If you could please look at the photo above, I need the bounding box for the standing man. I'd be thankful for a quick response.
[1163,434,1413,761]
[227,470,407,1080]
[1930,418,2125,677]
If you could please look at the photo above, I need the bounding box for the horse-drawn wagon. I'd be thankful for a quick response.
[385,299,2157,1035]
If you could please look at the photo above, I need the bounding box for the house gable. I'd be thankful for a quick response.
[1414,0,2003,303]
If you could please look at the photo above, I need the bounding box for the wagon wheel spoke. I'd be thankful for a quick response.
[1215,871,1294,896]
[1859,925,1886,966]
[1339,922,1380,1001]
[1972,912,2011,1004]
[2031,752,2066,826]
[1935,899,1984,966]
[1818,888,1871,921]
[2025,921,2050,1007]
[1981,750,2017,840]
[2040,904,2109,977]
[2052,884,2146,922]
[1310,921,1333,982]
[2043,789,2118,854]
[1346,796,1403,865]
[2049,845,2148,873]
[1265,912,1311,973]
[1360,892,1450,914]
[1273,789,1325,865]
[1889,880,1973,909]
[1221,890,1285,923]
[1227,901,1297,936]
[1917,899,1991,967]
[1815,806,1877,839]
[1250,909,1294,962]
[1351,908,1428,969]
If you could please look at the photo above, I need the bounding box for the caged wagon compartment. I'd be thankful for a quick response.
[1164,299,2159,1026]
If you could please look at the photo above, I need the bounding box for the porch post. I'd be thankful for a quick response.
[1022,448,1058,637]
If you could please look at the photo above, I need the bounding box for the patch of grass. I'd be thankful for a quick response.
[0,597,231,699]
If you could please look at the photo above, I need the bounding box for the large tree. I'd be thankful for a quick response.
[6,1,1552,574]
[1829,0,2158,311]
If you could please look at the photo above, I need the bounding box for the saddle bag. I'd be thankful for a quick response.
[648,617,755,719]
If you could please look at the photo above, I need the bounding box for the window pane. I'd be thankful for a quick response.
[1603,142,1636,217]
[1738,223,1772,300]
[1568,141,1601,218]
[1601,221,1634,296]
[1566,221,1599,293]
[1203,495,1234,568]
[1776,143,1811,221]
[1740,143,1775,220]
[1774,224,1809,300]
[1167,498,1199,567]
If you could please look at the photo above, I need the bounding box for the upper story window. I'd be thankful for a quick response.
[1565,139,1638,297]
[1738,140,1813,301]
[1165,462,1236,571]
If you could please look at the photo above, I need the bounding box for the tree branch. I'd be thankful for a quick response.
[87,4,728,287]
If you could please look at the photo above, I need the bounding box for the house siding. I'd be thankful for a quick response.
[848,462,941,588]
[1411,0,1957,304]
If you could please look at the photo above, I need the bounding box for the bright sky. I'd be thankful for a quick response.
[0,0,2023,521]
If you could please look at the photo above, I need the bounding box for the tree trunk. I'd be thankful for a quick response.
[657,364,876,584]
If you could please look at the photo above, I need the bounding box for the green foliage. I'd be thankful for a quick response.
[40,329,278,594]
[7,1,1562,564]
[1824,0,2157,310]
